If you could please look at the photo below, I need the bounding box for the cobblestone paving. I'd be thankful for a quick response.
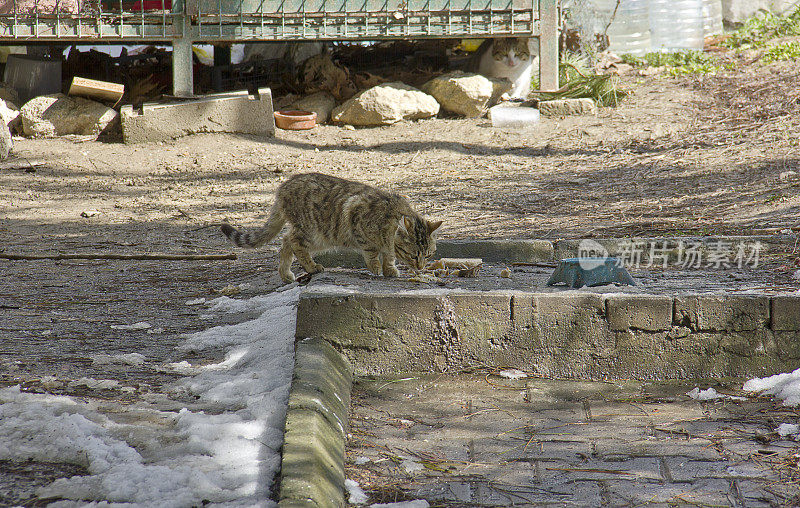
[347,375,800,507]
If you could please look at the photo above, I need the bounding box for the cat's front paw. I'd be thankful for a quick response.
[279,270,296,283]
[309,263,325,274]
[383,264,400,277]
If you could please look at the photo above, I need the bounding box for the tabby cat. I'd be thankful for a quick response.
[469,37,539,99]
[221,173,442,283]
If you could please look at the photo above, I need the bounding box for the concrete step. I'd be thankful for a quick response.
[296,290,800,380]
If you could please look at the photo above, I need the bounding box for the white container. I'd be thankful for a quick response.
[592,0,651,56]
[650,0,705,51]
[489,106,540,128]
[702,0,723,37]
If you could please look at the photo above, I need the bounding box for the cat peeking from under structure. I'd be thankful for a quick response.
[468,37,539,100]
[221,172,442,283]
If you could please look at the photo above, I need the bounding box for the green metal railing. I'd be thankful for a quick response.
[0,0,558,96]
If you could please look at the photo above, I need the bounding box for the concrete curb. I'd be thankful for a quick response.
[314,235,789,268]
[296,291,800,380]
[279,337,353,507]
[120,88,275,143]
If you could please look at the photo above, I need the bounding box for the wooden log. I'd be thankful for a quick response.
[68,77,125,104]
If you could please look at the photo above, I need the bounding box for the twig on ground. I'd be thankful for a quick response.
[0,253,237,261]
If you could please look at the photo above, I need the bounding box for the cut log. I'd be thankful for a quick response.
[68,77,125,105]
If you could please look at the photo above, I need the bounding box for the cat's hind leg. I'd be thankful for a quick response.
[278,236,296,283]
[288,231,324,276]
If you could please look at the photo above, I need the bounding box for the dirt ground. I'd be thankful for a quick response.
[1,50,800,505]
[3,55,800,250]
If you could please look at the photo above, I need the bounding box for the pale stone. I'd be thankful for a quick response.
[21,94,118,138]
[0,122,12,160]
[488,77,514,105]
[539,98,598,117]
[331,82,439,126]
[421,71,494,118]
[0,98,20,132]
[288,91,337,124]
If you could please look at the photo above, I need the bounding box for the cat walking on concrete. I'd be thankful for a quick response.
[222,172,442,283]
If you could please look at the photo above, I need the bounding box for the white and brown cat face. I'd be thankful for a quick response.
[491,38,532,68]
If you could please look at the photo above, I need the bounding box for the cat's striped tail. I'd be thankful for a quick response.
[221,209,286,248]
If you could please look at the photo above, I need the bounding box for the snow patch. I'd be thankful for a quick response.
[0,286,302,507]
[744,368,800,406]
[346,478,369,505]
[498,368,527,380]
[401,457,424,473]
[370,501,430,508]
[777,423,800,438]
[686,387,746,402]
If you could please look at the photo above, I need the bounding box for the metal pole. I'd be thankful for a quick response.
[172,0,195,97]
[172,36,194,96]
[538,0,558,91]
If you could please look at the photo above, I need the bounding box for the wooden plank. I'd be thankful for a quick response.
[68,76,125,103]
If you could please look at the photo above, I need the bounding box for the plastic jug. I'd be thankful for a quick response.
[650,0,705,51]
[595,0,652,56]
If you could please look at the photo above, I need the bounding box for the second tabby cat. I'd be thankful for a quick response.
[221,173,442,283]
[469,37,539,99]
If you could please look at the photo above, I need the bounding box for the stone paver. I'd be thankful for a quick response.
[345,375,800,506]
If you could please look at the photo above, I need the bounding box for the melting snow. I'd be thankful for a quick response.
[777,423,800,438]
[371,501,430,508]
[346,478,369,505]
[498,368,527,380]
[0,286,302,507]
[686,387,746,402]
[744,368,800,406]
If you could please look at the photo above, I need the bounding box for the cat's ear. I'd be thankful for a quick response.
[402,216,414,233]
[427,220,443,234]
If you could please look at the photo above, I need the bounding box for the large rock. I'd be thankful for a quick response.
[0,122,12,160]
[288,91,337,124]
[488,78,514,105]
[331,82,439,126]
[0,83,20,106]
[0,99,20,132]
[421,71,494,118]
[21,94,118,138]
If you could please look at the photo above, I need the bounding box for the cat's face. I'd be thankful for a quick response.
[491,37,531,68]
[394,216,442,270]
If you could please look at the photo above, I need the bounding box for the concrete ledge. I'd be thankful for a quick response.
[434,239,554,263]
[296,291,800,380]
[606,294,672,331]
[279,338,352,508]
[313,236,786,270]
[772,296,800,331]
[314,239,556,269]
[120,88,275,143]
[675,295,770,331]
